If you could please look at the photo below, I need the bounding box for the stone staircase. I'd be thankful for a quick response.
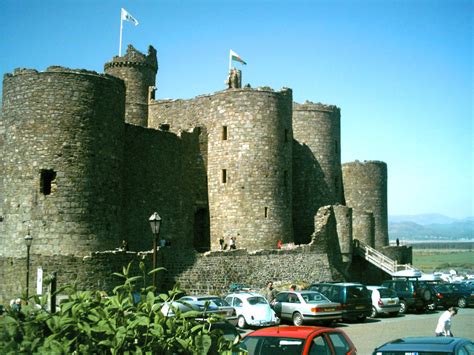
[353,240,415,276]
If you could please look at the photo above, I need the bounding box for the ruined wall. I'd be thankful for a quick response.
[333,205,353,263]
[342,160,388,249]
[380,246,413,265]
[121,125,196,252]
[292,102,342,244]
[1,67,125,258]
[105,45,157,127]
[352,209,375,247]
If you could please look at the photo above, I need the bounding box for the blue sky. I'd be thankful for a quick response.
[1,0,472,219]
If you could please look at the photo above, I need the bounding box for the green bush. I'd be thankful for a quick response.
[0,262,245,354]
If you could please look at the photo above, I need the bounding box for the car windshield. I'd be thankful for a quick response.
[302,292,329,303]
[243,336,304,354]
[247,296,268,305]
[200,297,230,307]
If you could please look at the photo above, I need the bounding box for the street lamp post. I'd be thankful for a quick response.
[24,233,33,301]
[149,212,162,288]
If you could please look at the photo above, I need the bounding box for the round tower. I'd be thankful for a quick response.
[342,161,388,249]
[0,67,125,257]
[352,209,375,247]
[333,204,353,263]
[207,88,293,251]
[104,45,158,127]
[292,101,343,243]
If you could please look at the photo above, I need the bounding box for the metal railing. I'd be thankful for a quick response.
[353,240,415,276]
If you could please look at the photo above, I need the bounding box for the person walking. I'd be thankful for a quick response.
[435,306,458,337]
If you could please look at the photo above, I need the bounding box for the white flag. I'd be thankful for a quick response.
[121,8,139,26]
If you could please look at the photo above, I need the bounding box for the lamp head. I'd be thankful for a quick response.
[149,212,162,236]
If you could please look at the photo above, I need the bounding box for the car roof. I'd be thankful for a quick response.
[376,337,471,352]
[226,292,265,299]
[311,282,364,286]
[244,326,337,339]
[181,295,221,299]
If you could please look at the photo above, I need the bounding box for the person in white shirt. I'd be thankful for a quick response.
[435,306,458,337]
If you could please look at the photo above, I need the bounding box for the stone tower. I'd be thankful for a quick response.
[207,88,294,251]
[292,102,343,243]
[104,45,158,127]
[352,209,375,247]
[342,161,388,249]
[0,67,125,257]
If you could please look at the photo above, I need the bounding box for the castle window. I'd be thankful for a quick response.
[335,177,339,191]
[222,126,228,140]
[40,169,56,195]
[284,129,289,143]
[222,169,227,183]
[159,123,170,131]
[264,207,268,218]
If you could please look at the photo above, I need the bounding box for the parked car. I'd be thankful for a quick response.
[179,295,238,325]
[373,337,474,355]
[366,286,400,318]
[272,290,342,326]
[225,292,279,328]
[242,325,357,354]
[308,282,371,322]
[449,283,474,308]
[381,277,433,314]
[429,284,459,310]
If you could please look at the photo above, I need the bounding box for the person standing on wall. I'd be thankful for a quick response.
[435,307,458,337]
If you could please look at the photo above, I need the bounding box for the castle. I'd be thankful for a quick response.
[0,45,410,303]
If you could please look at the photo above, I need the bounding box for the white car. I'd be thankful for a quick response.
[179,295,238,325]
[367,285,400,318]
[225,292,280,328]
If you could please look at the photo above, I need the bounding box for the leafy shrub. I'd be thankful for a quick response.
[0,262,245,354]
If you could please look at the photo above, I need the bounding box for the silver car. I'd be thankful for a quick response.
[367,286,400,317]
[272,290,342,326]
[179,295,238,325]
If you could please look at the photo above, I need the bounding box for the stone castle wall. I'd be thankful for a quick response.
[0,245,344,304]
[352,209,375,247]
[342,161,388,249]
[292,102,342,244]
[150,88,294,251]
[121,124,196,252]
[0,67,125,258]
[333,205,353,262]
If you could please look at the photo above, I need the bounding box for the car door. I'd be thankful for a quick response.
[307,334,332,355]
[273,292,290,320]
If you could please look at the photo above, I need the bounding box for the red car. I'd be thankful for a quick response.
[242,325,357,354]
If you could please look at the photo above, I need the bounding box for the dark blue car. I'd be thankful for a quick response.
[373,337,474,355]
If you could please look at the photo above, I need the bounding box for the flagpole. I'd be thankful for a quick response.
[119,11,124,56]
[228,50,232,72]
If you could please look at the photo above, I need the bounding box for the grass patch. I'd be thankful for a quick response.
[413,250,474,273]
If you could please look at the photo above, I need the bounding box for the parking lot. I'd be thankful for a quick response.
[240,308,474,354]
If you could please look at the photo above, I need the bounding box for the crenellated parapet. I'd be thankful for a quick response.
[104,45,158,127]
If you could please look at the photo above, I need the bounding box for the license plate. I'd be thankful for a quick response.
[356,305,365,309]
[388,300,395,304]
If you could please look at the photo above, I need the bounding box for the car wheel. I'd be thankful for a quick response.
[370,306,377,318]
[399,300,407,314]
[292,312,304,326]
[237,316,247,329]
[458,297,467,308]
[357,314,366,323]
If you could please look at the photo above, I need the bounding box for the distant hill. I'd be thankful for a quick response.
[388,214,474,240]
[389,213,458,225]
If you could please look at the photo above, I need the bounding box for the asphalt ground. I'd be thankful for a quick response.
[341,307,474,354]
[240,308,474,354]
